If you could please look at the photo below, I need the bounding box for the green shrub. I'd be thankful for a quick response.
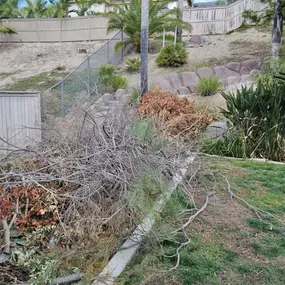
[126,58,140,72]
[98,63,115,77]
[156,43,188,67]
[105,74,127,90]
[130,87,141,103]
[202,81,285,162]
[196,76,223,96]
[98,63,128,91]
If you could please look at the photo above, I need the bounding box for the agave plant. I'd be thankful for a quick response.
[105,0,192,52]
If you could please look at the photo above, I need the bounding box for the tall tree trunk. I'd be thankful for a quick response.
[177,0,184,42]
[140,0,149,96]
[272,0,283,59]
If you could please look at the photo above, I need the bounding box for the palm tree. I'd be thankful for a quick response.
[0,24,17,34]
[140,0,149,95]
[177,0,184,42]
[48,0,71,18]
[105,0,192,52]
[0,0,20,18]
[20,0,48,18]
[74,0,101,16]
[272,0,284,59]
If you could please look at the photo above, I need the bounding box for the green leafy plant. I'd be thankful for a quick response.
[196,76,223,96]
[98,63,128,91]
[129,87,141,103]
[202,81,285,162]
[242,9,262,26]
[105,0,192,52]
[126,58,141,72]
[11,248,58,285]
[156,43,188,67]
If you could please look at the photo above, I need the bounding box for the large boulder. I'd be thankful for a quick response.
[102,93,116,103]
[197,67,214,78]
[225,62,241,73]
[242,59,263,71]
[240,65,250,75]
[227,75,241,86]
[177,87,190,95]
[214,66,240,79]
[149,40,163,53]
[188,83,197,93]
[189,35,208,47]
[166,73,183,89]
[204,121,228,140]
[114,89,129,105]
[152,78,174,91]
[241,74,253,82]
[181,71,200,86]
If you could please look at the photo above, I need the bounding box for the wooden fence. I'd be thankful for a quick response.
[0,0,267,42]
[0,16,110,42]
[184,0,267,35]
[0,92,41,156]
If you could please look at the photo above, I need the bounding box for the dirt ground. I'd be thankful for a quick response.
[0,41,104,87]
[118,27,271,92]
[0,27,271,96]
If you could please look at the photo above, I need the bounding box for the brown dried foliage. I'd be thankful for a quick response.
[138,88,214,138]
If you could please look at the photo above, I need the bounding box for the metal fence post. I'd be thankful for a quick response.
[106,40,110,63]
[87,56,91,96]
[61,80,64,117]
[121,30,124,59]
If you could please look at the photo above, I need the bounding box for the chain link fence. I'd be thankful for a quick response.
[42,31,131,117]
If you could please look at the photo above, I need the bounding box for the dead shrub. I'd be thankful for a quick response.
[138,88,214,139]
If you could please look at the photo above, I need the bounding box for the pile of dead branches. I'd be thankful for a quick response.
[138,88,214,139]
[0,106,187,269]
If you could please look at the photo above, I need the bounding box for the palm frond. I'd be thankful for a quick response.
[0,25,17,34]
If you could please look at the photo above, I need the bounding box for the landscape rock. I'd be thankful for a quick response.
[204,121,228,140]
[240,65,250,75]
[187,83,197,93]
[250,69,260,77]
[152,78,174,91]
[241,74,253,82]
[227,75,241,86]
[225,62,241,73]
[181,71,200,86]
[213,66,228,79]
[114,89,129,104]
[149,40,163,53]
[166,73,183,89]
[177,87,190,95]
[242,59,262,71]
[102,93,116,102]
[189,35,208,46]
[196,67,214,78]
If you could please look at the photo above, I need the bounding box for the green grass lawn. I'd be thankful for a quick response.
[117,157,285,285]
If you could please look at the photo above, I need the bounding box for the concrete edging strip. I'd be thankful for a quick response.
[93,154,196,285]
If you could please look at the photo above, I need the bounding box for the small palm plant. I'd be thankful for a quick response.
[105,0,192,53]
[0,25,17,35]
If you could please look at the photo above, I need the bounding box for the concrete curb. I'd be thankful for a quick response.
[93,154,196,285]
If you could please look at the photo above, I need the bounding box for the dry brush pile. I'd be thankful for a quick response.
[138,88,214,139]
[0,107,188,283]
